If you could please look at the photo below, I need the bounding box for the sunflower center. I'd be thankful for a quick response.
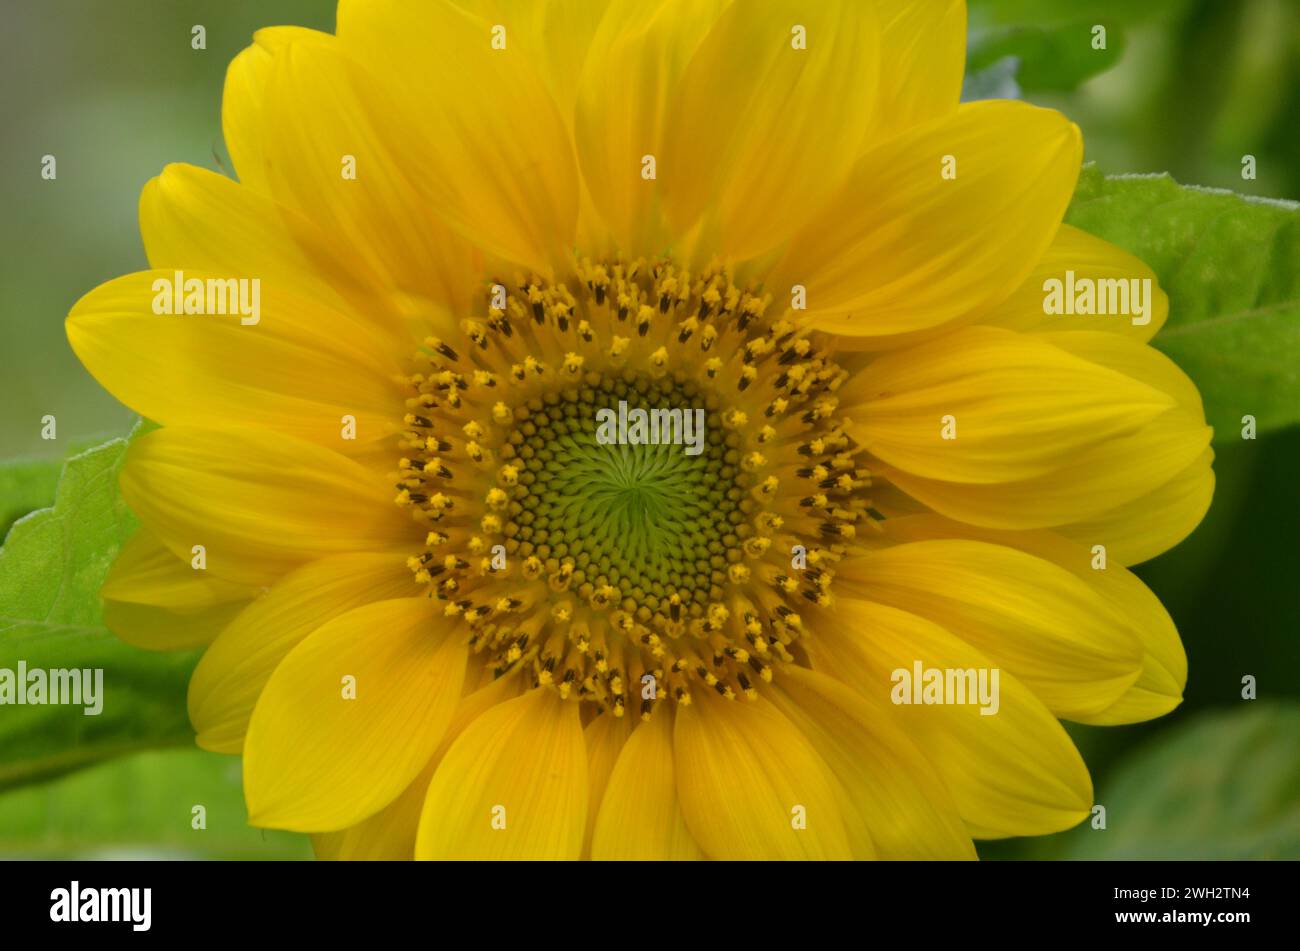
[507,374,740,621]
[395,258,875,717]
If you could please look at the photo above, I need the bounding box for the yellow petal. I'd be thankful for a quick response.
[884,409,1212,529]
[872,0,966,138]
[337,0,578,273]
[221,26,333,194]
[865,514,1188,725]
[460,0,614,124]
[1029,331,1215,563]
[416,688,587,859]
[66,270,408,454]
[809,599,1092,838]
[255,39,478,313]
[838,327,1175,484]
[840,538,1146,720]
[980,225,1168,341]
[223,27,474,319]
[99,529,255,651]
[244,598,466,831]
[769,667,975,859]
[119,427,414,586]
[188,552,416,753]
[661,0,880,261]
[582,710,635,857]
[1057,449,1215,567]
[1042,330,1203,413]
[140,163,413,344]
[313,670,520,860]
[101,528,254,611]
[774,101,1081,340]
[312,773,427,861]
[99,600,245,655]
[574,0,728,257]
[591,710,703,860]
[673,688,852,859]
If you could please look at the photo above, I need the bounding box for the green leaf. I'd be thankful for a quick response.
[969,0,1192,28]
[0,423,198,791]
[968,23,1124,93]
[0,746,311,859]
[0,433,142,538]
[961,54,1021,102]
[1066,166,1300,440]
[0,457,64,542]
[1060,703,1300,859]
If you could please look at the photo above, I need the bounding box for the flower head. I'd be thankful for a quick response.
[70,0,1213,859]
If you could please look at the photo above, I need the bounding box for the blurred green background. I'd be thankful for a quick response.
[0,0,1297,858]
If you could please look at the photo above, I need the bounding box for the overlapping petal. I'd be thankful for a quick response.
[661,0,881,261]
[872,0,966,139]
[244,598,467,831]
[591,710,702,860]
[119,427,413,586]
[337,0,579,274]
[769,667,975,859]
[673,687,854,859]
[416,688,587,859]
[838,539,1146,720]
[100,529,256,651]
[313,671,519,860]
[772,101,1082,341]
[67,269,409,454]
[980,225,1168,341]
[837,326,1175,484]
[188,552,417,753]
[861,515,1188,725]
[808,599,1093,838]
[574,0,729,257]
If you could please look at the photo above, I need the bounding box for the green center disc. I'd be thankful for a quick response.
[506,373,747,616]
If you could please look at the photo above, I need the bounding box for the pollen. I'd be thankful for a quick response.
[395,258,877,715]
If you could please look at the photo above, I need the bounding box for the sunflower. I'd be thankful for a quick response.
[67,0,1213,860]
